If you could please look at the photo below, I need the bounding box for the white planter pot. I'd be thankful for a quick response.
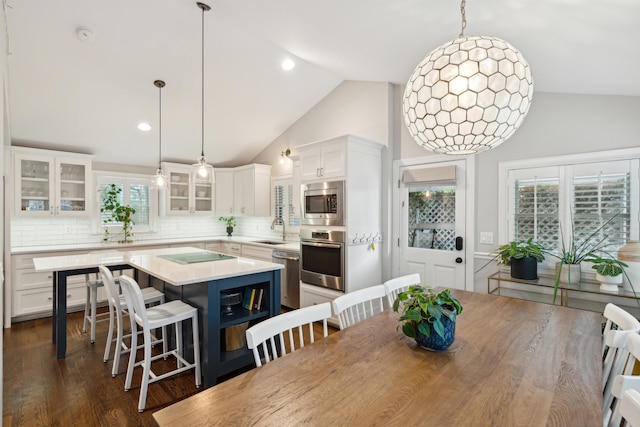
[596,272,622,293]
[555,263,581,284]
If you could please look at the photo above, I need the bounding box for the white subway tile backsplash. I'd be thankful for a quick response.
[11,215,299,248]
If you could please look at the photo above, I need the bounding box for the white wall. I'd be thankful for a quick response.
[252,80,392,172]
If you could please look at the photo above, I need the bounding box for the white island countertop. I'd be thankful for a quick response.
[33,246,283,286]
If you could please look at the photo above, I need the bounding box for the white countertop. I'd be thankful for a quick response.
[13,235,300,255]
[33,246,284,286]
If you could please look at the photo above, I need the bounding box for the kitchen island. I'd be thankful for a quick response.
[33,247,282,388]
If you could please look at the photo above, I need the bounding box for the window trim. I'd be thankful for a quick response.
[94,171,157,235]
[499,147,640,270]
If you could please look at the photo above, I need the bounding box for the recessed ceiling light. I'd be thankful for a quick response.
[281,59,295,71]
[137,122,151,131]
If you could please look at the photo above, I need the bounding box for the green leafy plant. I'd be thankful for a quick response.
[585,254,628,277]
[218,216,236,228]
[497,238,545,265]
[549,212,622,302]
[393,286,462,340]
[101,184,136,243]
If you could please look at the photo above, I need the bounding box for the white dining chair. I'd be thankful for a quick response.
[609,333,640,426]
[246,303,331,368]
[383,273,421,307]
[98,265,165,377]
[603,303,640,420]
[119,275,201,413]
[332,284,386,330]
[620,389,640,427]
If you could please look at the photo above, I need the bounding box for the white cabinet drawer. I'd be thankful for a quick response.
[13,254,36,270]
[205,243,225,252]
[300,282,342,327]
[13,269,86,291]
[222,243,242,255]
[13,286,86,317]
[241,245,273,261]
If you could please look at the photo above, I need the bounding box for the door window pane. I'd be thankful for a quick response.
[408,186,456,251]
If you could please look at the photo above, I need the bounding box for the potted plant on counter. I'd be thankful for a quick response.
[393,286,463,351]
[219,216,236,237]
[497,238,545,280]
[585,254,627,292]
[101,184,136,244]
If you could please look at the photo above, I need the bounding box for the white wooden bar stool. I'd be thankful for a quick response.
[246,303,331,367]
[332,284,386,330]
[97,265,165,377]
[119,275,201,413]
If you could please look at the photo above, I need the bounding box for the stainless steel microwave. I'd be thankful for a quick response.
[301,180,345,226]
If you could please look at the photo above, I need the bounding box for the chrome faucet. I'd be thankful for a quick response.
[271,217,286,241]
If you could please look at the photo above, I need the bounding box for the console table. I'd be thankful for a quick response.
[488,271,640,313]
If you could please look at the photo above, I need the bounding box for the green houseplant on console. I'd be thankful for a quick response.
[497,238,545,280]
[585,254,627,293]
[393,286,463,351]
[101,184,136,244]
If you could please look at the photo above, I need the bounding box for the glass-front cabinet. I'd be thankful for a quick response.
[14,151,91,217]
[163,163,213,215]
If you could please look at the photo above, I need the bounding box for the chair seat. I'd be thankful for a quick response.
[142,300,198,329]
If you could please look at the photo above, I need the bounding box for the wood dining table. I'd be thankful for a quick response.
[151,289,602,426]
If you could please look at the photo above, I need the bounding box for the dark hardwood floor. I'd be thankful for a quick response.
[3,309,337,427]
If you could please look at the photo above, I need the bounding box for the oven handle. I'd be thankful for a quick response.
[300,241,342,249]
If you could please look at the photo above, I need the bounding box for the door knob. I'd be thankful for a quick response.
[455,257,463,264]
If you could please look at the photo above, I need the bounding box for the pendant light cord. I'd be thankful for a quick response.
[159,83,162,168]
[459,0,467,38]
[154,79,166,170]
[200,4,206,158]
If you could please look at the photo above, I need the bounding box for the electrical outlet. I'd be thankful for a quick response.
[480,232,494,244]
[64,225,72,234]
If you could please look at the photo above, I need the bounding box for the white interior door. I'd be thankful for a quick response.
[397,160,466,290]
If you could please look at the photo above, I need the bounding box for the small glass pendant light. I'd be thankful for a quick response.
[191,2,215,184]
[151,79,169,189]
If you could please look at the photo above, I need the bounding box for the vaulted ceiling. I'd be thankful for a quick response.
[5,0,640,168]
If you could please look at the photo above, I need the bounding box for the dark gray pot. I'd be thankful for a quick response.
[510,256,538,280]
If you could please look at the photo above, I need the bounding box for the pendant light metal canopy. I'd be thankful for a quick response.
[403,0,533,155]
[191,1,215,184]
[151,79,169,189]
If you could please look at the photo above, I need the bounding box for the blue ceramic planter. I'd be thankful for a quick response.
[413,310,456,351]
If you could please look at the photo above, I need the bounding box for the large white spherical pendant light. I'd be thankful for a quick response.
[403,4,533,155]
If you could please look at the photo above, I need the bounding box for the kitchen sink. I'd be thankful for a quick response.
[254,240,285,245]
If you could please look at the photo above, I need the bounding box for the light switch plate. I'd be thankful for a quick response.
[480,232,494,244]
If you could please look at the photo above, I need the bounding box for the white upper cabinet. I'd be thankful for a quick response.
[233,164,271,216]
[14,150,91,217]
[214,168,235,215]
[162,162,213,215]
[298,139,346,182]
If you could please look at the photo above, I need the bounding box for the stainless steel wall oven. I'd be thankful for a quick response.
[300,229,345,291]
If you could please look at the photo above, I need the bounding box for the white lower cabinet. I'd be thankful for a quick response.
[241,245,273,262]
[300,282,341,328]
[12,252,87,320]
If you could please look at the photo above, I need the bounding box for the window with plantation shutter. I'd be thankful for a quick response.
[513,176,559,251]
[96,173,153,234]
[571,165,632,255]
[502,155,639,268]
